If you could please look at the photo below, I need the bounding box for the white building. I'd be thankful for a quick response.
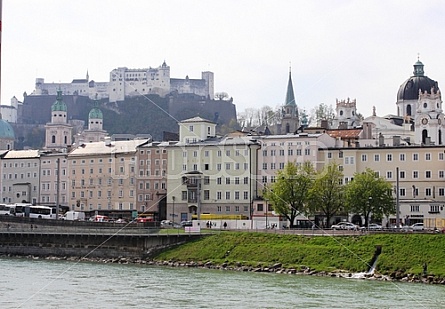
[32,62,214,103]
[166,117,260,222]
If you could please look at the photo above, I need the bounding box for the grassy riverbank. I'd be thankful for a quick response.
[154,232,445,277]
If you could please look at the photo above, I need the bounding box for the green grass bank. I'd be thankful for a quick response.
[154,232,445,278]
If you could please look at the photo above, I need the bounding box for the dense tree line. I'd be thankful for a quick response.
[264,162,395,228]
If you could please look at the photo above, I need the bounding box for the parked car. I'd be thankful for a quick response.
[411,223,424,231]
[181,220,193,227]
[362,223,383,231]
[402,223,424,231]
[331,222,358,230]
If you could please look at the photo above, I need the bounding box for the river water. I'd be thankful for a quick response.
[1,257,444,309]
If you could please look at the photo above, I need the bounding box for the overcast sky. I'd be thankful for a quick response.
[2,0,445,118]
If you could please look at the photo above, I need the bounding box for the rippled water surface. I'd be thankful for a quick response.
[1,257,444,309]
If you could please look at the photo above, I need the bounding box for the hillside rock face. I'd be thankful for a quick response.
[13,94,237,148]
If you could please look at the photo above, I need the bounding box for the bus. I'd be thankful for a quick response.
[0,204,13,216]
[8,203,29,217]
[23,205,56,219]
[191,214,249,220]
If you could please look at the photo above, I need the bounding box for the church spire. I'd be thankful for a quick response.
[285,66,296,106]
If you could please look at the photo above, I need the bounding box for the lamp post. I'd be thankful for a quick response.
[265,200,268,229]
[368,196,372,228]
[172,196,175,224]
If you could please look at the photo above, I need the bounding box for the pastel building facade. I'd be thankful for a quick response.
[67,139,147,212]
[166,117,260,223]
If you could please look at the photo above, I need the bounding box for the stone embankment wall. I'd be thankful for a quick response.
[0,217,201,259]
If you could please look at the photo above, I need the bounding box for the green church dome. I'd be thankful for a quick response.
[89,99,103,119]
[89,107,103,119]
[0,118,15,140]
[51,90,67,112]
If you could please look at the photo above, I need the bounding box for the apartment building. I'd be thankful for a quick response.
[1,150,40,204]
[323,144,445,227]
[166,117,260,222]
[135,141,169,218]
[39,150,69,208]
[67,139,147,213]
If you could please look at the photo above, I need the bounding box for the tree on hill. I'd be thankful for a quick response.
[263,162,315,228]
[308,162,344,228]
[310,103,335,126]
[344,168,395,227]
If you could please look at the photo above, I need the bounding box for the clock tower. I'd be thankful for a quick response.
[414,88,444,145]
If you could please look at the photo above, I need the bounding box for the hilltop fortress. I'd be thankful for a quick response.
[33,61,214,103]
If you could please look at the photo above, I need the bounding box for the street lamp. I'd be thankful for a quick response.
[172,196,175,224]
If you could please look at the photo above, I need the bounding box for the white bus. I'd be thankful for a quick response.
[0,204,13,216]
[8,203,29,217]
[23,205,56,219]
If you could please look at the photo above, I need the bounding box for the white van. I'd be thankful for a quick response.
[63,211,86,221]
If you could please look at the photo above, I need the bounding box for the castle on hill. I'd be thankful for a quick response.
[32,61,214,103]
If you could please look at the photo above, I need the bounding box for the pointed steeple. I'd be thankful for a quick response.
[285,66,296,106]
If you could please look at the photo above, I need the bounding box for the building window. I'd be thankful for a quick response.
[361,154,367,162]
[410,205,419,212]
[387,154,392,161]
[425,153,431,161]
[430,205,440,213]
[425,171,431,178]
[225,192,230,200]
[413,153,419,161]
[225,177,230,185]
[374,154,380,162]
[425,188,432,196]
[204,190,210,200]
[413,171,418,179]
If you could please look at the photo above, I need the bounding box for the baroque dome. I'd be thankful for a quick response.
[51,90,68,112]
[89,107,103,119]
[397,60,439,101]
[0,118,15,140]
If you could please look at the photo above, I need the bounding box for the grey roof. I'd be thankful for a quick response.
[3,149,40,159]
[180,116,214,124]
[69,139,148,157]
